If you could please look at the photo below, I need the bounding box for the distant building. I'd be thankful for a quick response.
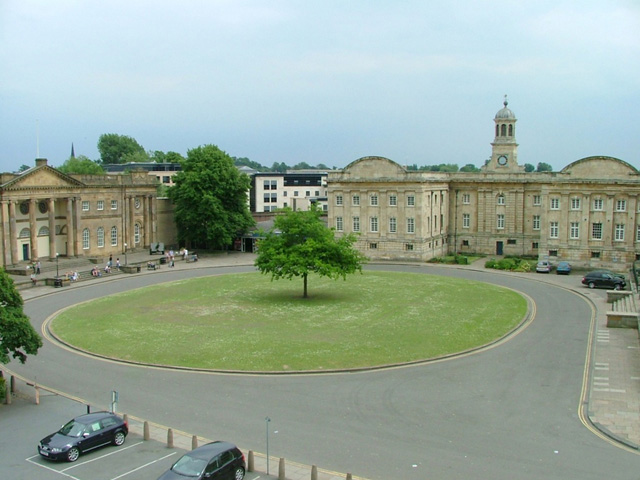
[103,162,182,186]
[251,171,328,213]
[328,100,640,269]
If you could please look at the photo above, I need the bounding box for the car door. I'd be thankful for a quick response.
[78,421,105,451]
[202,455,220,479]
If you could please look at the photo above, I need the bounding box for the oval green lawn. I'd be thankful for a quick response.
[51,271,527,372]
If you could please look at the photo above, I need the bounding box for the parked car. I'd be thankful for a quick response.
[581,271,627,290]
[556,261,572,275]
[38,411,128,462]
[157,441,246,480]
[536,260,553,273]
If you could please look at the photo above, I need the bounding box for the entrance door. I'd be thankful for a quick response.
[22,243,30,261]
[496,241,503,255]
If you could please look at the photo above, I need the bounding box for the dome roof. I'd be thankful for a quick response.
[495,96,515,120]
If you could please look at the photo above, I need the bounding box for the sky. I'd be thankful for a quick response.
[1,1,639,173]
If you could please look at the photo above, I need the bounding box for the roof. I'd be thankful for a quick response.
[187,441,238,460]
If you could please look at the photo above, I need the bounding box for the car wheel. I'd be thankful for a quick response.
[234,467,245,480]
[67,447,80,462]
[588,282,595,289]
[614,284,622,291]
[113,431,126,446]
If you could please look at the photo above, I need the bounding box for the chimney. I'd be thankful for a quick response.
[35,158,48,167]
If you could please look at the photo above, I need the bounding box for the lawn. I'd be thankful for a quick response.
[51,271,527,372]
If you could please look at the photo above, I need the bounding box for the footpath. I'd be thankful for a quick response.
[4,251,640,479]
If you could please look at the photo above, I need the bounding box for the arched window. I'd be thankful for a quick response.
[19,228,30,238]
[134,223,141,245]
[501,124,507,136]
[111,226,118,246]
[97,227,105,248]
[497,194,505,205]
[508,124,513,136]
[495,124,499,137]
[38,226,50,236]
[82,228,90,250]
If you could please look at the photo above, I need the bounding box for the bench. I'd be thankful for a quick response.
[147,263,160,270]
[149,242,165,255]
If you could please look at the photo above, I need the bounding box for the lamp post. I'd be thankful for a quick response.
[265,417,271,475]
[124,243,128,266]
[56,253,59,278]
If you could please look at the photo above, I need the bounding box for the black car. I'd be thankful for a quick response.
[38,411,128,462]
[157,441,245,480]
[581,271,627,290]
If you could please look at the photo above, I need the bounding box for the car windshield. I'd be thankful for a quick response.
[59,420,86,437]
[172,454,208,477]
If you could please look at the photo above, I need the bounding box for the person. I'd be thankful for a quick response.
[183,248,188,261]
[30,273,37,286]
[109,254,113,265]
[104,264,111,274]
[36,261,41,274]
[116,258,121,270]
[72,271,79,282]
[191,252,198,262]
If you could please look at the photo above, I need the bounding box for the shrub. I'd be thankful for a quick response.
[0,376,5,401]
[455,255,468,265]
[485,259,498,269]
[497,258,517,270]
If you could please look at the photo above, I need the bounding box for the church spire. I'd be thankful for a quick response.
[71,143,75,158]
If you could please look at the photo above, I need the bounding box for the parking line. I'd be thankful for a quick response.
[26,455,82,480]
[62,441,144,471]
[110,451,178,480]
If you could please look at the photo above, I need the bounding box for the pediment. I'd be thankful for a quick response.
[2,166,86,190]
[343,156,407,178]
[560,156,638,179]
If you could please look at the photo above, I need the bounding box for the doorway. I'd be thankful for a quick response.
[496,241,503,255]
[22,243,30,261]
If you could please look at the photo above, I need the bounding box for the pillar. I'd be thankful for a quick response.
[129,196,135,248]
[9,201,18,264]
[66,197,74,257]
[1,201,10,266]
[143,195,151,247]
[48,198,56,260]
[29,198,37,260]
[74,197,82,256]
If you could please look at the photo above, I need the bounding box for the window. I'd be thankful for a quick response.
[283,191,287,197]
[637,224,640,242]
[550,198,559,210]
[593,198,603,211]
[407,195,415,207]
[134,223,141,245]
[97,200,104,211]
[263,194,271,203]
[370,194,378,206]
[550,221,559,238]
[591,251,601,259]
[570,222,579,239]
[388,195,397,206]
[305,191,310,197]
[369,243,377,249]
[462,240,469,246]
[571,197,581,210]
[533,215,540,230]
[111,200,118,210]
[336,195,343,206]
[462,193,470,204]
[615,224,625,241]
[82,228,90,249]
[110,226,118,246]
[353,216,360,232]
[294,191,299,197]
[407,218,415,234]
[592,222,603,240]
[315,191,319,196]
[497,214,505,230]
[97,227,105,248]
[533,195,541,206]
[507,239,516,245]
[532,242,539,249]
[82,200,89,211]
[497,194,505,205]
[336,217,343,231]
[389,217,397,233]
[405,243,414,251]
[370,216,378,232]
[352,195,360,206]
[462,213,470,228]
[616,199,627,212]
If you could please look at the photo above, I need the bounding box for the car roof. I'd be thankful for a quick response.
[187,441,238,460]
[72,411,118,424]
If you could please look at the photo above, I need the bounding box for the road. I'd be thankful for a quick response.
[6,264,640,479]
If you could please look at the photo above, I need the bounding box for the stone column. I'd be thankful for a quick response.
[66,198,74,256]
[74,197,82,256]
[143,196,151,247]
[150,196,157,244]
[129,196,135,247]
[29,198,38,260]
[48,198,56,260]
[0,201,10,266]
[9,201,18,264]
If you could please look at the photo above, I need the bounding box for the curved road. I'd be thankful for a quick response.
[8,264,640,479]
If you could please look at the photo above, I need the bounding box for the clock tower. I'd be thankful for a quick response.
[486,95,520,171]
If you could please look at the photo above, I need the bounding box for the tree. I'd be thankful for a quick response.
[460,163,480,172]
[151,150,185,164]
[97,134,146,164]
[17,164,30,173]
[0,268,42,364]
[57,155,105,174]
[170,144,255,250]
[524,163,535,172]
[536,162,553,172]
[255,206,368,298]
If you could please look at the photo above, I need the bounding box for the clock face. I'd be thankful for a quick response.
[497,155,508,166]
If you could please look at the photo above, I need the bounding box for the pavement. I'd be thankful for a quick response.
[4,251,640,479]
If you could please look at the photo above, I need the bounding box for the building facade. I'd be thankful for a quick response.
[328,101,640,269]
[0,159,160,266]
[251,171,328,213]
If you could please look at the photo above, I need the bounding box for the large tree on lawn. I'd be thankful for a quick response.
[169,144,254,250]
[255,206,367,298]
[0,269,42,364]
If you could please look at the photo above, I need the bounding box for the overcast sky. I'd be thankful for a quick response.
[1,1,638,173]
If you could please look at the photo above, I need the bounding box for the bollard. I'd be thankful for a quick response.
[191,435,198,450]
[10,375,16,393]
[278,457,285,480]
[167,429,174,448]
[346,474,352,480]
[123,413,128,423]
[5,383,10,405]
[35,385,40,405]
[143,421,150,441]
[247,450,254,472]
[311,465,318,480]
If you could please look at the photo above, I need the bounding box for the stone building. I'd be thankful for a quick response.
[251,171,328,213]
[0,158,162,266]
[328,100,640,269]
